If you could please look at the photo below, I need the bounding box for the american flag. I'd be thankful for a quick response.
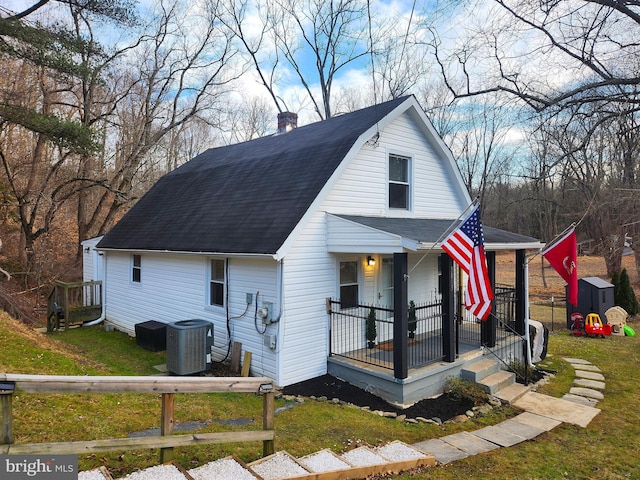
[441,205,493,320]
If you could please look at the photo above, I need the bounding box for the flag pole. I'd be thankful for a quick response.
[408,197,479,276]
[523,222,578,367]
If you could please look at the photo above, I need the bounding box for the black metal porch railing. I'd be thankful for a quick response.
[327,299,445,371]
[327,282,528,380]
[482,285,531,385]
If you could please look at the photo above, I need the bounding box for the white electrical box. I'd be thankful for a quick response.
[263,334,276,349]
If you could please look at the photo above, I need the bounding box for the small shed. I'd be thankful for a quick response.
[566,277,615,328]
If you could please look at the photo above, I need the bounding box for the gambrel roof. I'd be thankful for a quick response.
[97,95,540,255]
[97,97,413,254]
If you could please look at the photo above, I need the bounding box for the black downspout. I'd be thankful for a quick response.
[442,253,456,362]
[393,253,408,380]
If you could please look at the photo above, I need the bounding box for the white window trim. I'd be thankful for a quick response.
[338,257,361,308]
[387,152,413,213]
[206,258,226,310]
[131,254,141,285]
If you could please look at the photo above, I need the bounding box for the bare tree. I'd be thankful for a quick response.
[427,0,640,280]
[0,1,133,272]
[0,0,240,276]
[80,0,240,241]
[220,0,370,119]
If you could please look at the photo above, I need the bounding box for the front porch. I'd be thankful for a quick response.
[325,212,542,406]
[327,322,526,408]
[326,252,531,407]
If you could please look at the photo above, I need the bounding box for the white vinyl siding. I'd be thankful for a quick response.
[81,236,103,282]
[103,253,278,381]
[323,112,465,218]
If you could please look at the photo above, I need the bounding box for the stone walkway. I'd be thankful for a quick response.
[413,357,603,464]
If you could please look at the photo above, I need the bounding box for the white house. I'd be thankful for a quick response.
[85,95,541,405]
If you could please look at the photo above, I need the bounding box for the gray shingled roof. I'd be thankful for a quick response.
[97,96,411,254]
[334,215,540,248]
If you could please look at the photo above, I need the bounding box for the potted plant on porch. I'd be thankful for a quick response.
[408,300,417,339]
[366,307,377,348]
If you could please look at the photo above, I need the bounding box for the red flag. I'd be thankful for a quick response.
[441,205,493,320]
[542,228,578,306]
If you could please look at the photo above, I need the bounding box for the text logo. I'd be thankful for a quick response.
[1,455,77,479]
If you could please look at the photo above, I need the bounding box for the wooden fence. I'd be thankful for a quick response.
[0,374,275,462]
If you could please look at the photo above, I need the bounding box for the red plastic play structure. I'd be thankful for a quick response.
[570,312,612,337]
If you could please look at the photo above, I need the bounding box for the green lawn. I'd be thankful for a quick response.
[1,310,638,479]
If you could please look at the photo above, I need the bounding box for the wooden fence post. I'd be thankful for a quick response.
[262,390,274,456]
[1,382,14,447]
[160,393,175,463]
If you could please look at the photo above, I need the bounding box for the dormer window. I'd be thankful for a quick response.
[389,154,411,210]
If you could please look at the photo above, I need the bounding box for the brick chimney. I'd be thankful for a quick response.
[277,112,298,134]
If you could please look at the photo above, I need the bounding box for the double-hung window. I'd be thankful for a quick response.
[132,254,141,283]
[339,260,359,308]
[389,154,411,210]
[209,259,225,307]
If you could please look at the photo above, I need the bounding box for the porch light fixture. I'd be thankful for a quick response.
[367,256,376,266]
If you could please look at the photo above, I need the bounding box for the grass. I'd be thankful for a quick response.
[1,310,639,479]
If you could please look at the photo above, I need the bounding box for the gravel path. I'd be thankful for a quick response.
[299,450,352,472]
[189,457,258,480]
[250,452,308,479]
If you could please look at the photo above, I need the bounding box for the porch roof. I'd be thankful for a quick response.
[326,214,542,253]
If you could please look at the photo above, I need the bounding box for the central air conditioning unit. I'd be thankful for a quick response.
[166,319,213,375]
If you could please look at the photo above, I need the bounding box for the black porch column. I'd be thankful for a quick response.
[441,253,456,362]
[481,251,497,347]
[515,249,526,335]
[393,253,408,379]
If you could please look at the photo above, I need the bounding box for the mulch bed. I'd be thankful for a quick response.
[281,374,474,421]
[210,361,478,422]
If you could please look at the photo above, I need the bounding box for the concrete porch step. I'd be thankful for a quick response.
[494,382,530,404]
[460,358,502,383]
[479,370,516,395]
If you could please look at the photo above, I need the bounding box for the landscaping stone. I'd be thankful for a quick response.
[574,370,605,381]
[562,393,599,407]
[572,364,601,372]
[574,378,605,390]
[569,387,604,400]
[441,431,499,455]
[563,357,592,364]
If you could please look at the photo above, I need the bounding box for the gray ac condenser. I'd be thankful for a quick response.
[166,319,213,375]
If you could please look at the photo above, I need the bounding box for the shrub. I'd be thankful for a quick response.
[444,377,488,406]
[408,300,417,338]
[615,268,639,316]
[366,307,377,346]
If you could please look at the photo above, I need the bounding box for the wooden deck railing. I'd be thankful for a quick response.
[47,280,102,331]
[0,374,275,462]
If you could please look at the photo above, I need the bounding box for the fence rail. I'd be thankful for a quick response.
[0,374,275,461]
